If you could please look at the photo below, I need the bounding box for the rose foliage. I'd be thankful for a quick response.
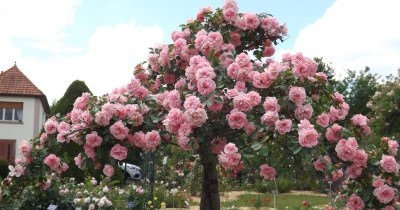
[1,0,399,209]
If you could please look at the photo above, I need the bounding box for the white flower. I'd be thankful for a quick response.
[102,186,109,193]
[84,197,91,203]
[98,199,105,207]
[8,164,24,177]
[73,198,81,204]
[88,204,95,210]
[170,188,178,194]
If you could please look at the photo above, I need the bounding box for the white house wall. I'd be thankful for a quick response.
[0,96,46,159]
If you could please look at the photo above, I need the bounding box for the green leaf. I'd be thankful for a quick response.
[251,142,262,151]
[292,147,302,155]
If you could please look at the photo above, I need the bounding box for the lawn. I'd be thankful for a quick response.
[220,193,330,209]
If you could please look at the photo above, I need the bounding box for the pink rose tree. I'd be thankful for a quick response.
[2,0,399,209]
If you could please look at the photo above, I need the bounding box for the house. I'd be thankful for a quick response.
[0,64,50,163]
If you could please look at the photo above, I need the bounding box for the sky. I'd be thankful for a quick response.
[1,0,399,103]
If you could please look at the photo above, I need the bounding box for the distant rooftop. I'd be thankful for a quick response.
[0,64,50,113]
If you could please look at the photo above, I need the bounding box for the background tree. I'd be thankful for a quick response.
[335,67,379,117]
[368,69,400,138]
[50,80,92,116]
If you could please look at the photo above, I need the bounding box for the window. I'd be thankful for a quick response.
[0,102,23,122]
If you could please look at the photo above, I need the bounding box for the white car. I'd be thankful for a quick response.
[118,162,144,180]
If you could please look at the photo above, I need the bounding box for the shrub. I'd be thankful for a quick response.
[0,159,8,179]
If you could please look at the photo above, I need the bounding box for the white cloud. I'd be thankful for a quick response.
[0,0,164,102]
[0,0,81,54]
[293,0,400,78]
[19,21,164,102]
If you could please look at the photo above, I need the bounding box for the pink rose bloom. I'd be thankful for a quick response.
[352,149,368,167]
[335,139,357,161]
[127,132,146,149]
[331,169,343,182]
[44,117,59,134]
[351,114,369,127]
[177,136,191,151]
[74,153,83,169]
[109,120,129,140]
[373,178,385,188]
[44,154,60,170]
[229,31,241,46]
[85,131,103,148]
[103,164,115,177]
[57,122,70,133]
[374,184,395,204]
[84,144,96,160]
[132,86,149,100]
[387,140,399,155]
[184,95,203,110]
[73,92,90,110]
[174,78,186,90]
[185,108,208,127]
[112,103,127,119]
[246,91,261,107]
[164,73,176,84]
[313,159,326,172]
[260,111,279,127]
[95,111,111,126]
[110,144,128,161]
[316,112,330,128]
[207,31,223,51]
[222,0,238,22]
[40,133,48,144]
[145,130,161,151]
[244,122,256,134]
[163,108,185,133]
[235,81,247,91]
[252,71,272,89]
[298,128,319,148]
[197,78,216,96]
[380,155,399,173]
[242,13,260,30]
[298,119,314,130]
[259,164,276,180]
[295,104,313,120]
[381,206,395,210]
[233,93,252,112]
[275,119,292,135]
[292,56,317,80]
[289,86,306,105]
[227,110,248,129]
[224,143,238,154]
[225,88,239,99]
[263,46,275,57]
[18,140,32,156]
[345,164,363,179]
[346,194,365,210]
[313,156,331,172]
[263,97,280,112]
[166,90,182,109]
[61,162,69,172]
[178,121,193,137]
[332,92,345,103]
[211,137,227,154]
[325,124,343,143]
[218,152,241,170]
[207,99,223,112]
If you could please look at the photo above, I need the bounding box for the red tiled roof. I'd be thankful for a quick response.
[0,64,50,113]
[0,64,45,96]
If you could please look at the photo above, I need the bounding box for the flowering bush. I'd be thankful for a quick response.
[1,0,399,209]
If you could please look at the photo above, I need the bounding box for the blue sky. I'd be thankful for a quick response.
[1,0,399,102]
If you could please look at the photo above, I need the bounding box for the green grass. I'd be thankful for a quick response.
[221,193,329,210]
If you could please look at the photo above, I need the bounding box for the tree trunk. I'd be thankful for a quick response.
[199,143,220,210]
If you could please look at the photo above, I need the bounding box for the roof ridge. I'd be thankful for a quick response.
[0,64,45,96]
